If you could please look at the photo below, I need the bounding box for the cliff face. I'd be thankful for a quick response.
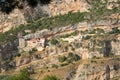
[0,0,119,33]
[0,0,90,33]
[0,40,18,59]
[1,21,120,59]
[73,59,120,80]
[0,9,26,33]
[0,0,120,80]
[48,0,90,16]
[0,4,49,33]
[21,22,120,58]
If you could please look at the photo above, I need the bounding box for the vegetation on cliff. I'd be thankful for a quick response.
[0,0,119,44]
[0,68,31,80]
[0,11,85,44]
[42,75,60,80]
[0,0,120,80]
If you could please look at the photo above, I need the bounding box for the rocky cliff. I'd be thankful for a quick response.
[0,0,119,33]
[73,58,120,80]
[0,4,49,33]
[0,0,120,80]
[0,0,90,33]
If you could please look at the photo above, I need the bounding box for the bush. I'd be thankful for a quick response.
[29,48,37,54]
[16,53,21,57]
[42,75,60,80]
[52,64,58,69]
[58,53,80,66]
[2,68,31,80]
[96,28,104,34]
[50,38,59,45]
[92,56,100,59]
[73,54,81,61]
[84,35,91,40]
[71,30,79,36]
[58,56,67,63]
[71,47,75,51]
[60,30,79,38]
[60,63,69,67]
[68,52,74,58]
[109,27,120,34]
[91,60,97,63]
[32,48,37,52]
[60,34,71,38]
[89,28,104,34]
[67,52,80,62]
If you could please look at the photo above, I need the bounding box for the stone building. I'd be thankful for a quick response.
[18,38,26,49]
[18,32,26,50]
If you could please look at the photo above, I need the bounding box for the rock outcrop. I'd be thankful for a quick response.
[49,0,90,16]
[73,59,120,80]
[0,9,26,33]
[0,4,49,33]
[0,40,18,58]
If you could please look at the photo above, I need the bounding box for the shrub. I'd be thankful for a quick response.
[68,52,80,62]
[71,47,75,51]
[50,38,59,45]
[92,56,100,59]
[68,52,74,58]
[2,68,31,80]
[58,56,67,63]
[60,34,71,38]
[91,60,97,63]
[16,53,21,57]
[60,63,69,67]
[71,30,79,36]
[73,54,81,61]
[42,75,60,80]
[84,35,91,40]
[89,28,104,34]
[32,48,37,52]
[96,28,104,34]
[109,27,120,34]
[29,48,37,54]
[52,64,58,69]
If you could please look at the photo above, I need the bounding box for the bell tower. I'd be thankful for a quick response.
[18,32,26,50]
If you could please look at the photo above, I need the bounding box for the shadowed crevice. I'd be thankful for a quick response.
[103,40,112,57]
